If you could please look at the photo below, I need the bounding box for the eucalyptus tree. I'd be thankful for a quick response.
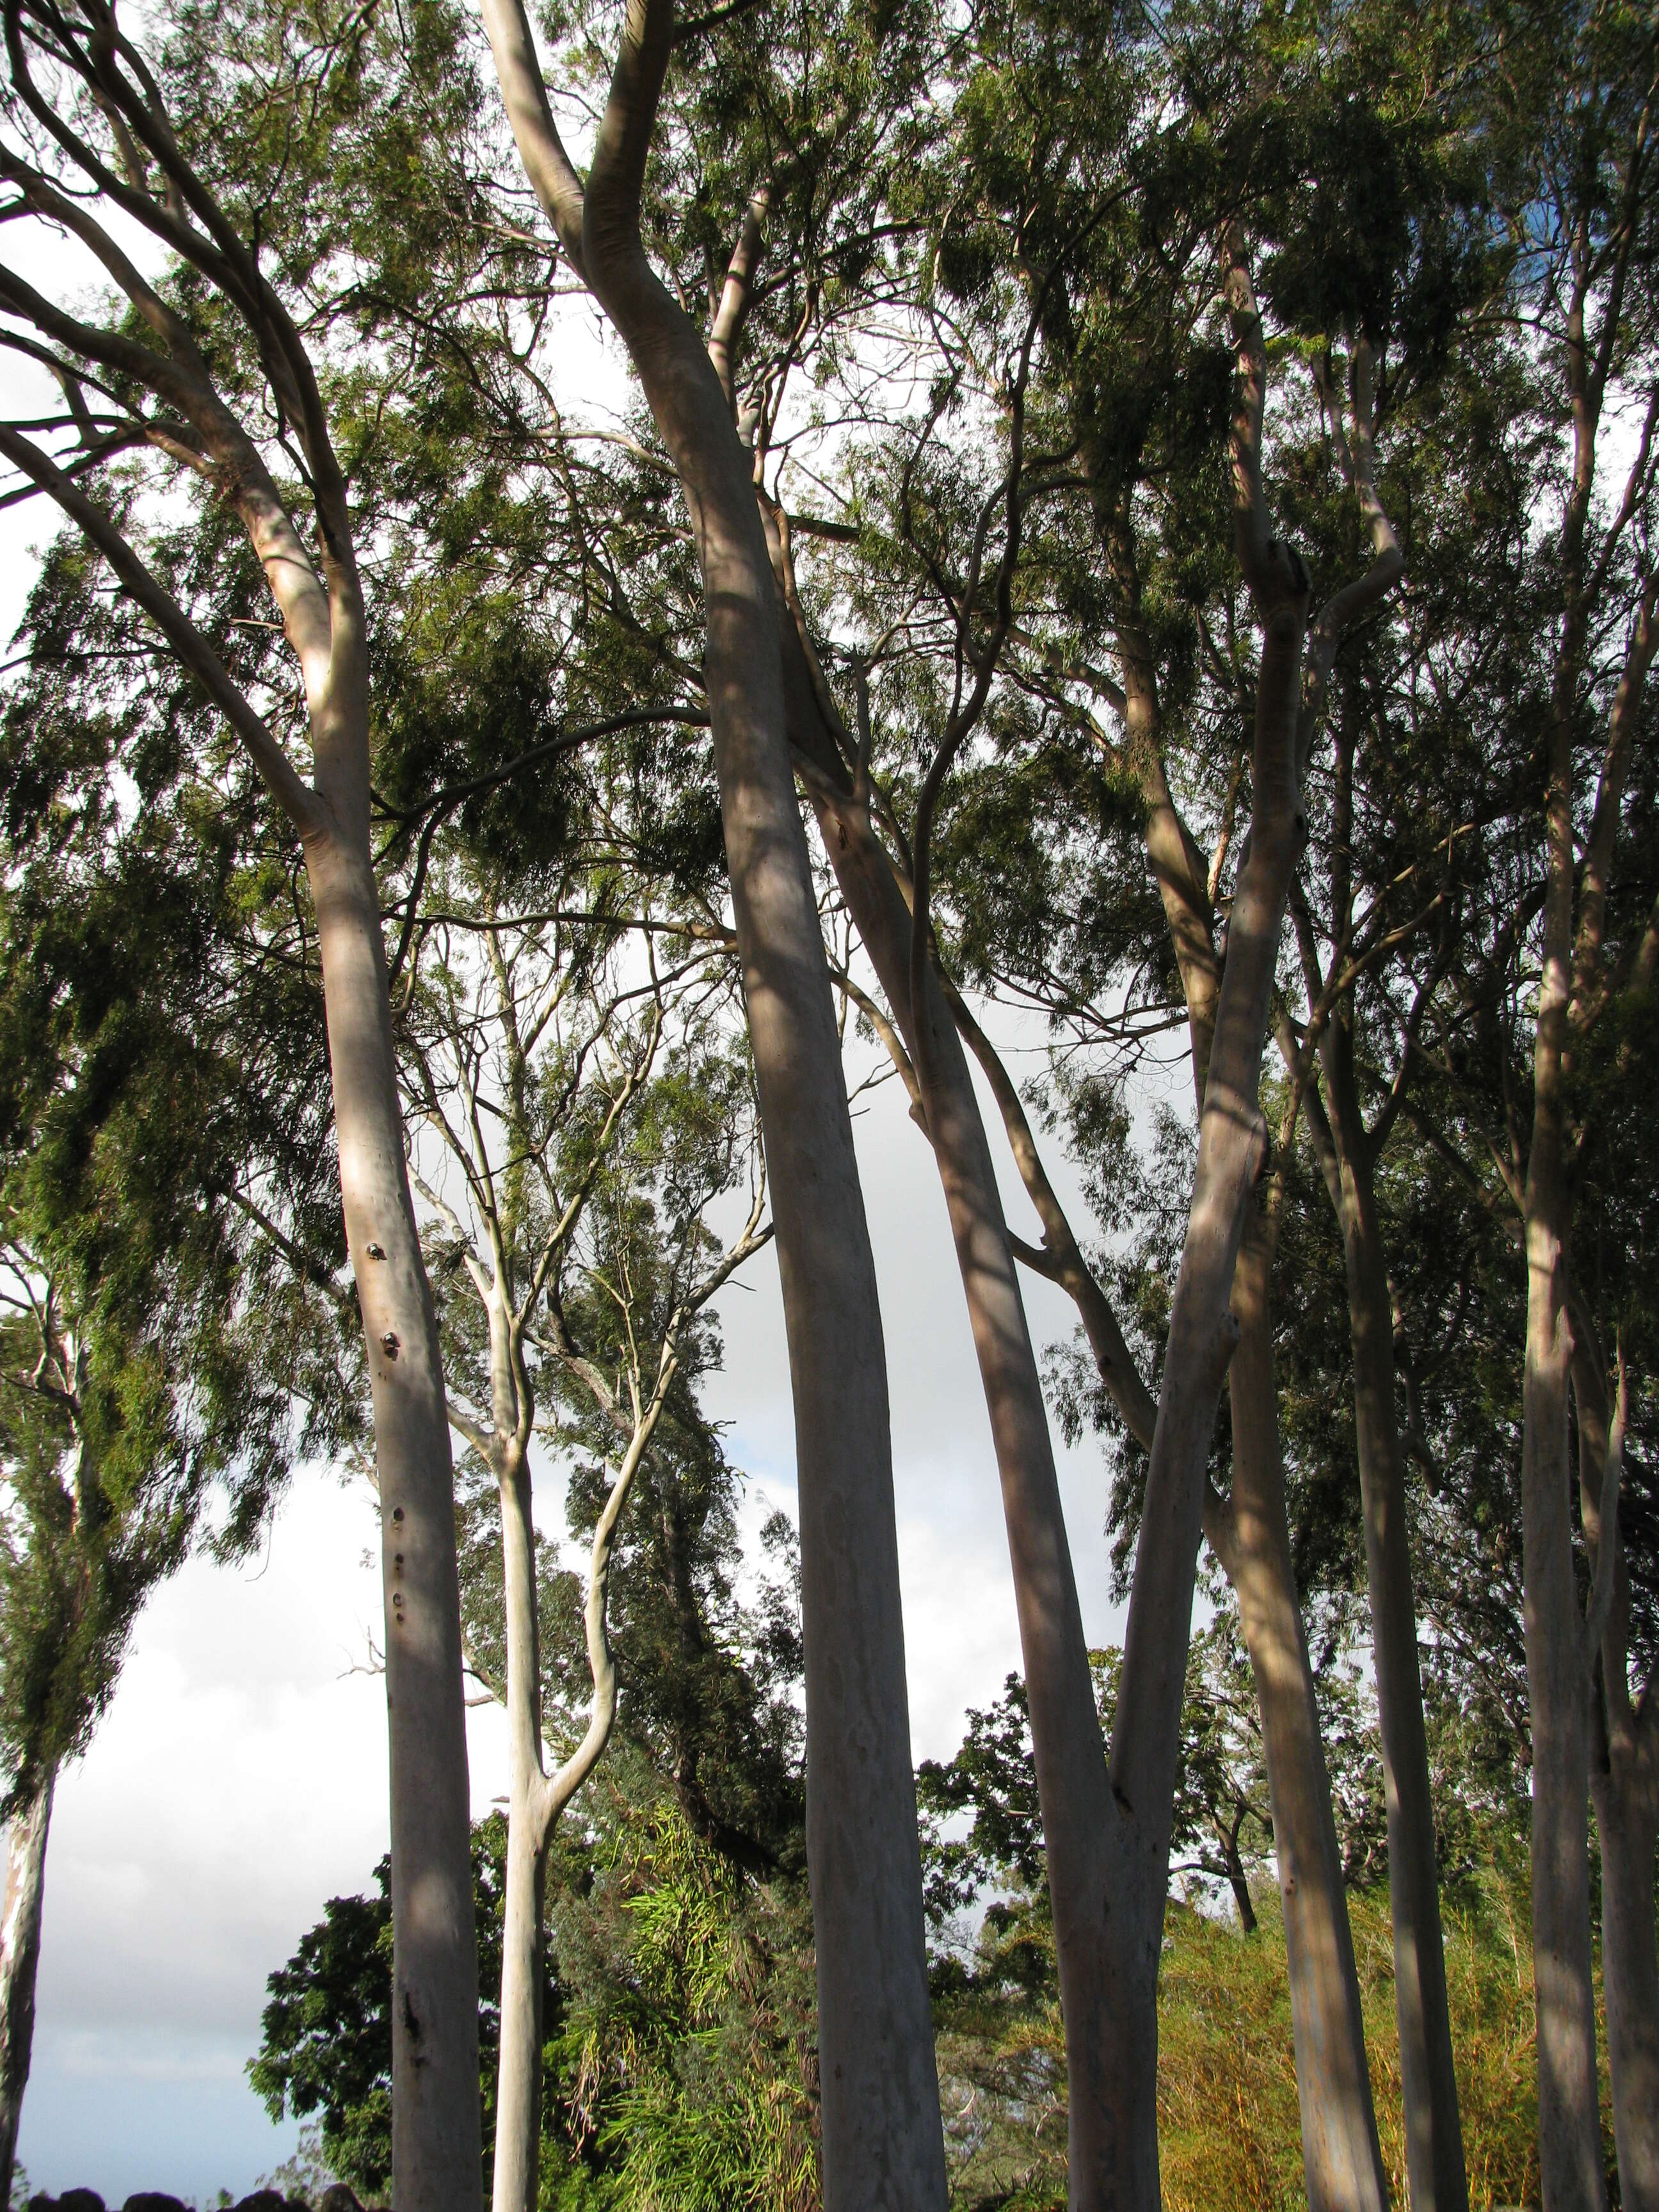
[0,598,356,2193]
[472,0,956,2195]
[397,885,770,2212]
[0,2,509,2186]
[783,200,1404,2212]
[762,10,1452,2199]
[1475,12,1659,2208]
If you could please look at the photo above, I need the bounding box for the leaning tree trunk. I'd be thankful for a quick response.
[1523,1227,1604,2212]
[894,643,1394,2212]
[1317,1069,1467,2212]
[1522,709,1606,2212]
[492,1443,547,2212]
[1220,1219,1390,2212]
[1093,541,1310,2210]
[1574,1332,1659,2212]
[0,1769,53,2205]
[584,56,943,2212]
[784,648,1121,2208]
[308,828,481,2208]
[786,612,1388,2212]
[477,10,947,2198]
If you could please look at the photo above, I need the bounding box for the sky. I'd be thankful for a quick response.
[9,950,1137,2199]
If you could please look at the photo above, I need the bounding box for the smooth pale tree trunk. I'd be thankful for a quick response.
[582,62,945,2212]
[493,1445,547,2212]
[0,107,483,2197]
[1523,604,1606,2212]
[486,1236,682,2212]
[1311,1064,1467,2212]
[1079,336,1399,2207]
[1089,530,1310,2208]
[943,675,1395,2212]
[0,1770,52,2204]
[1110,620,1391,2212]
[1523,1221,1603,2212]
[479,14,946,2199]
[781,637,1121,2210]
[777,406,1390,2211]
[1084,311,1389,2199]
[307,830,482,2208]
[1219,1221,1390,2212]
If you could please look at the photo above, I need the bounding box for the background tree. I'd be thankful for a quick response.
[0,3,500,2188]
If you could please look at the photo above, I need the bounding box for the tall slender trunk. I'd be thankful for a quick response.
[493,1451,547,2212]
[1091,549,1309,2210]
[790,640,1386,2212]
[308,829,481,2209]
[1315,1062,1467,2212]
[1220,1219,1390,2212]
[1522,1226,1603,2212]
[0,1768,53,2206]
[1522,607,1607,2212]
[1573,1330,1659,2212]
[467,14,950,2198]
[789,686,1118,2209]
[938,647,1393,2212]
[782,462,1384,2212]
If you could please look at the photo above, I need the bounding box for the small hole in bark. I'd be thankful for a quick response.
[381,1331,400,1358]
[394,1553,404,1569]
[365,1241,385,1260]
[392,1507,404,1523]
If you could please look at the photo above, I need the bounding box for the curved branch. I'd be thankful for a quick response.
[479,0,588,274]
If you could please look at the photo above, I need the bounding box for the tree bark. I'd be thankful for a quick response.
[1091,526,1308,2209]
[492,1452,547,2212]
[309,830,482,2209]
[0,1770,52,2206]
[1218,1219,1390,2212]
[1521,597,1607,2212]
[786,654,1121,2211]
[0,50,486,2192]
[478,13,947,2197]
[585,49,945,2212]
[779,346,1372,2212]
[1224,1850,1258,1936]
[1311,1057,1467,2212]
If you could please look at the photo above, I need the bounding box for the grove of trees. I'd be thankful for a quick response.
[0,0,1655,2209]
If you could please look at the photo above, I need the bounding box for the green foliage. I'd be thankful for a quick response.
[249,1816,557,2199]
[923,1674,1576,2212]
[547,1779,819,2212]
